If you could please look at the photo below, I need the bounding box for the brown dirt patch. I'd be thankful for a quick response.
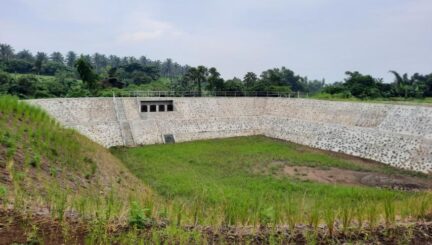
[294,144,410,173]
[0,208,87,245]
[283,166,432,190]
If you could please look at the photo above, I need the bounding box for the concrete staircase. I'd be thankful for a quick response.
[113,96,135,146]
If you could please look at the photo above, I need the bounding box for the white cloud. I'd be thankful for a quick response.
[117,15,182,43]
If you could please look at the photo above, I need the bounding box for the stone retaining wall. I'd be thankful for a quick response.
[27,97,432,173]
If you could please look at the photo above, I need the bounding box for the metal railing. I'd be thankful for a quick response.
[112,90,309,98]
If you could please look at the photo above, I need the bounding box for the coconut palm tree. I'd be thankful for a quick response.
[389,70,412,98]
[185,66,208,96]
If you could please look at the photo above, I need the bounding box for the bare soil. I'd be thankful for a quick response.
[0,209,87,245]
[283,165,432,190]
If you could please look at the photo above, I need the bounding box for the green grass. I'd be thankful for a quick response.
[0,95,150,224]
[112,136,432,226]
[1,96,431,242]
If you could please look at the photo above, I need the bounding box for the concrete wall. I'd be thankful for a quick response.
[27,97,432,173]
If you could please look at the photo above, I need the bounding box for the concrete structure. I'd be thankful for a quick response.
[28,97,432,173]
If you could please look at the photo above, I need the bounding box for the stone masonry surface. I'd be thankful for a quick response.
[27,97,432,173]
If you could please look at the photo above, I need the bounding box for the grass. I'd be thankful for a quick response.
[112,136,432,227]
[1,95,431,243]
[0,95,151,239]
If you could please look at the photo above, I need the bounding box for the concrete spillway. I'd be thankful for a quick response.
[28,97,432,173]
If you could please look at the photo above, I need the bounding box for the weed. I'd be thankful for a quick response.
[341,205,353,233]
[366,204,379,229]
[384,198,396,227]
[29,153,41,168]
[128,201,152,228]
[324,207,337,237]
[49,167,58,177]
[260,206,275,225]
[0,185,7,201]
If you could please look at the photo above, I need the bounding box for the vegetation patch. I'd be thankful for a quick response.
[1,95,431,243]
[112,136,432,228]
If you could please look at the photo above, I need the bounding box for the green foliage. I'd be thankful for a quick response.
[244,72,258,88]
[0,185,6,201]
[260,206,276,225]
[29,153,41,168]
[113,136,431,227]
[260,67,305,91]
[323,71,432,100]
[207,67,224,91]
[75,57,99,95]
[223,77,244,91]
[384,197,396,226]
[323,72,382,99]
[8,75,38,98]
[0,95,91,171]
[3,59,33,73]
[128,201,152,228]
[0,71,12,94]
[2,43,432,100]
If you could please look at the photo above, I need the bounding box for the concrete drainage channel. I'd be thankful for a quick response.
[27,97,432,173]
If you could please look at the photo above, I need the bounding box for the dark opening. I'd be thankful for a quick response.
[164,134,175,144]
[140,100,173,113]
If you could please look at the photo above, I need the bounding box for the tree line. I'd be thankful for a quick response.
[323,71,432,99]
[1,43,431,99]
[172,66,324,96]
[0,43,189,78]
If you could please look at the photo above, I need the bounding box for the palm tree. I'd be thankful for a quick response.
[185,66,208,96]
[50,52,65,64]
[34,52,48,74]
[389,70,411,98]
[66,51,77,67]
[0,44,14,61]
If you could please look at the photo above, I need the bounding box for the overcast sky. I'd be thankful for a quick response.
[1,0,431,82]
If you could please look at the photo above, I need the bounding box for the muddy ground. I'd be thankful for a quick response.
[283,165,432,191]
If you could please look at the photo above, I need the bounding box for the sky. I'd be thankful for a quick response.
[1,0,431,82]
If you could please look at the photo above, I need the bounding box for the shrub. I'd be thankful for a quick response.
[128,201,152,228]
